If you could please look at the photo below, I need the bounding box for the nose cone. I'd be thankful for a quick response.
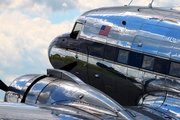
[48,33,69,69]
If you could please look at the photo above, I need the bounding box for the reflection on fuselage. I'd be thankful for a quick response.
[48,6,180,107]
[49,39,180,106]
[49,35,180,106]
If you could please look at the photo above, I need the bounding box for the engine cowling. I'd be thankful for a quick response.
[3,69,179,119]
[4,69,134,119]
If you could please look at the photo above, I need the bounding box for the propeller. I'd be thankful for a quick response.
[0,80,8,92]
[0,62,77,92]
[0,61,77,92]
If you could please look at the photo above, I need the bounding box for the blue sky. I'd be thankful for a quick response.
[0,0,179,100]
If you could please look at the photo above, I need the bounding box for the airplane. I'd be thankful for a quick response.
[0,1,180,120]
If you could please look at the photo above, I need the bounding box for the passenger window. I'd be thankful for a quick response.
[70,22,83,39]
[89,42,104,58]
[117,49,129,64]
[78,38,89,54]
[128,51,143,68]
[104,45,118,61]
[169,62,180,77]
[142,55,155,70]
[154,58,170,74]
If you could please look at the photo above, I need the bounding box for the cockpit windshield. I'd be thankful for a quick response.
[70,22,82,39]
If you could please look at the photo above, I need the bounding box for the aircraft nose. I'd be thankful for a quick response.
[48,36,68,56]
[48,33,69,69]
[48,36,58,61]
[48,33,69,53]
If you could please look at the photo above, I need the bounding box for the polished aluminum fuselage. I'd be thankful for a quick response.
[48,6,180,118]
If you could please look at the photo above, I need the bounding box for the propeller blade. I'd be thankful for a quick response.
[0,80,8,92]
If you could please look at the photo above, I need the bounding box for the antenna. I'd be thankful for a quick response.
[148,0,154,8]
[128,0,133,6]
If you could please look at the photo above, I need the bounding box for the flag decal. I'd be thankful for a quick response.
[99,25,111,36]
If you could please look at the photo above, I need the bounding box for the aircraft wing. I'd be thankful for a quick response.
[0,102,60,120]
[0,102,106,120]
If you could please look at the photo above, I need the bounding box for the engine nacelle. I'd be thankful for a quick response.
[2,69,180,119]
[5,74,47,103]
[4,69,134,119]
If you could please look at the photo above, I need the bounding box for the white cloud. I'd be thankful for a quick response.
[0,1,180,14]
[0,10,75,88]
[62,3,68,7]
[76,0,180,13]
[8,0,33,9]
[77,0,120,12]
[27,3,49,16]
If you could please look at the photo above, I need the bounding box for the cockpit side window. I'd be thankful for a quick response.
[70,22,83,39]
